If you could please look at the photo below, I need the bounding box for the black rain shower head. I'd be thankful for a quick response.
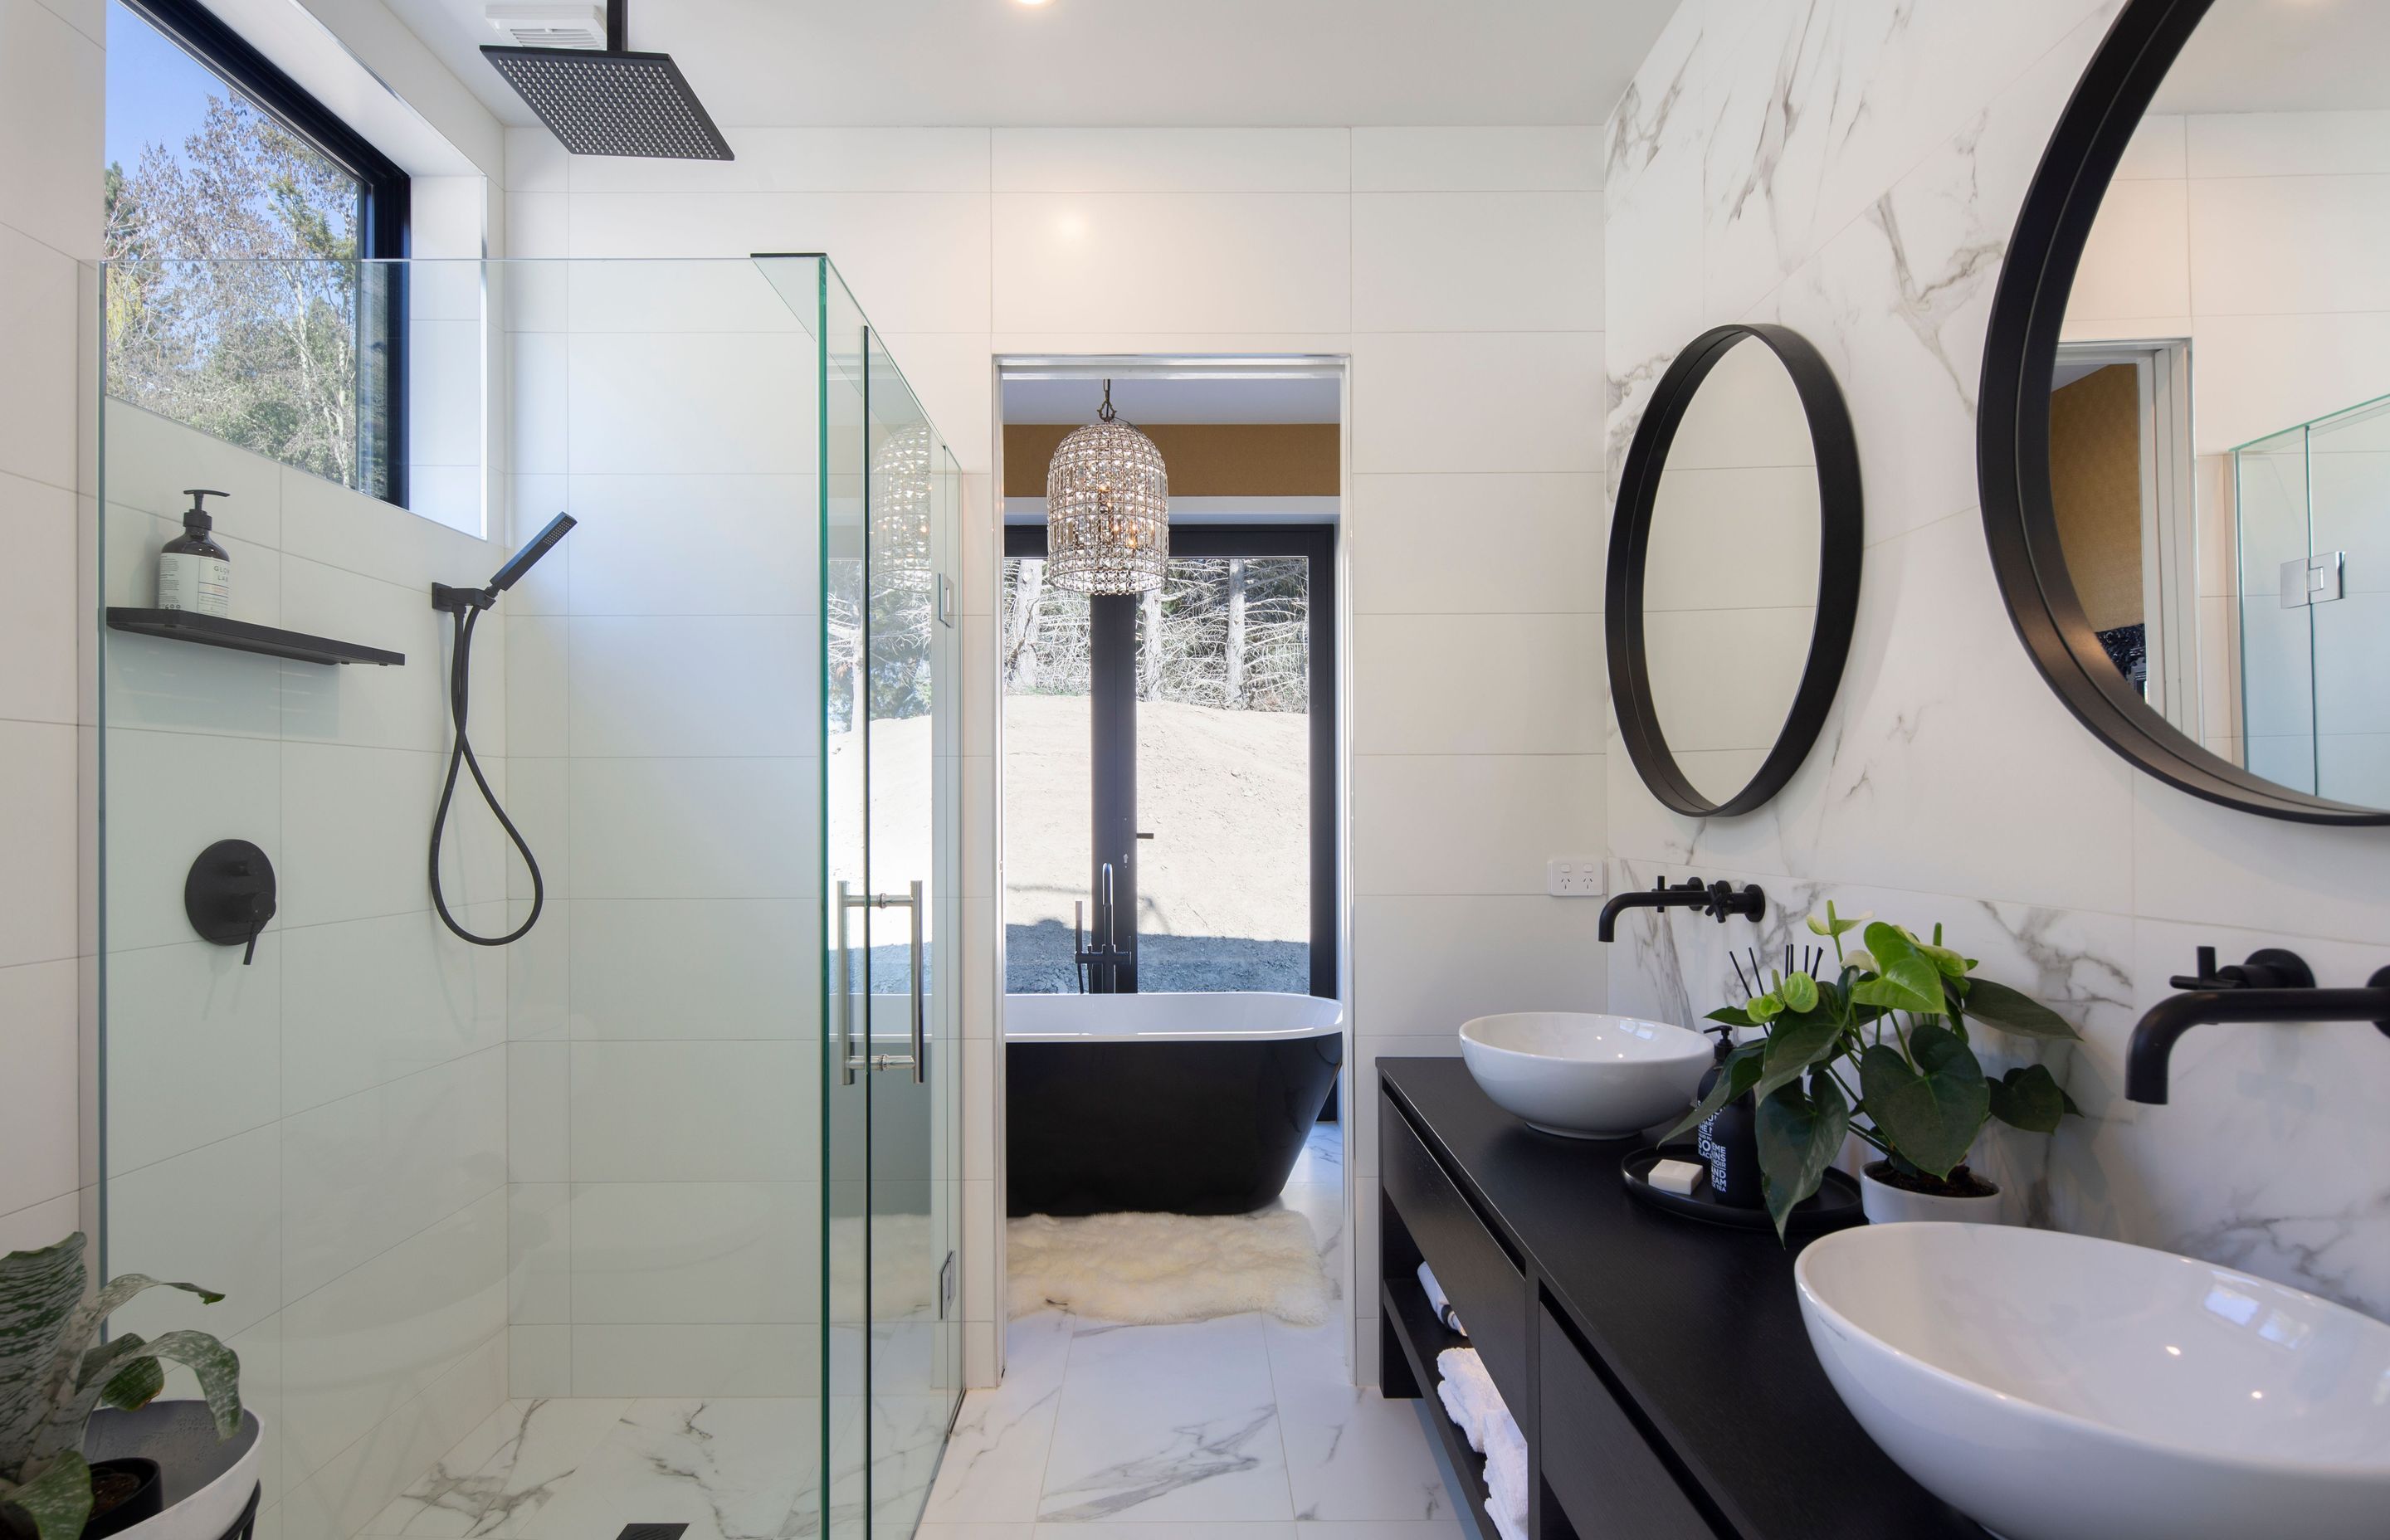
[483,0,732,161]
[490,512,576,593]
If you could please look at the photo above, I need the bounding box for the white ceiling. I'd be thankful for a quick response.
[386,0,1681,131]
[1001,373,1339,425]
[2150,0,2390,115]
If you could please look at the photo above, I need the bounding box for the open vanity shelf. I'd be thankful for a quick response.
[1376,1059,1982,1540]
[105,608,406,667]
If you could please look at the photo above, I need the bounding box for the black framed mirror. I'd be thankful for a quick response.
[1978,0,2390,824]
[1607,324,1863,817]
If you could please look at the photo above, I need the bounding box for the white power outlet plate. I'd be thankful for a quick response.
[1547,857,1606,898]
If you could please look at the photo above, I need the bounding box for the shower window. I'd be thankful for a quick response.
[103,0,409,504]
[1002,524,1336,997]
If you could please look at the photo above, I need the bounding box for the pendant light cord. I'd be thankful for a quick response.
[428,602,544,946]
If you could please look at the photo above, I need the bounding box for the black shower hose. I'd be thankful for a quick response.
[428,601,544,946]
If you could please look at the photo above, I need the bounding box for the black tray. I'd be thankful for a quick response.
[1622,1142,1864,1235]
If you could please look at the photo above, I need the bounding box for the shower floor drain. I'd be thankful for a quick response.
[614,1527,690,1540]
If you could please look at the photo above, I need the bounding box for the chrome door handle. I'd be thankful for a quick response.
[840,880,924,1083]
[906,878,925,1084]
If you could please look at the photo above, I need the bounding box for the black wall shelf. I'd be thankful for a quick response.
[106,608,406,667]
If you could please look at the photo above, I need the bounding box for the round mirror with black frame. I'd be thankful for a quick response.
[1607,323,1863,818]
[1978,0,2390,824]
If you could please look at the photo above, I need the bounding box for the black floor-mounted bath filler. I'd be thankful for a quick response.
[428,513,574,946]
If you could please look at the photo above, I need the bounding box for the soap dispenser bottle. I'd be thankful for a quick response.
[1694,1028,1764,1208]
[158,489,232,616]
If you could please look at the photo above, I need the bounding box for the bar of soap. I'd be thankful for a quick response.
[1647,1158,1705,1196]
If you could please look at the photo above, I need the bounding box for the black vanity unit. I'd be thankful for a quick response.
[1377,1059,1979,1540]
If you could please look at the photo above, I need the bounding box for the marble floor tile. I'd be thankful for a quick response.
[1038,1316,1295,1523]
[362,1398,632,1537]
[922,1317,1071,1524]
[513,1398,820,1540]
[1275,1378,1454,1525]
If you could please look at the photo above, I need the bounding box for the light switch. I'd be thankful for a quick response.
[1548,857,1606,898]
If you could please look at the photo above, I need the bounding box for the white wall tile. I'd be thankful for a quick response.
[993,128,1348,192]
[568,332,816,476]
[2188,174,2390,318]
[1352,128,1602,192]
[568,899,817,1040]
[508,1182,571,1322]
[505,125,569,192]
[1351,612,1602,754]
[1348,473,1602,614]
[0,721,81,966]
[1354,192,1601,332]
[105,1124,282,1342]
[569,1040,809,1182]
[1350,332,1602,472]
[0,227,80,490]
[507,1041,570,1183]
[1353,755,1603,895]
[993,193,1350,334]
[280,1050,505,1300]
[561,474,818,616]
[0,0,101,261]
[280,743,456,926]
[0,960,81,1213]
[566,616,818,758]
[2187,109,2390,179]
[509,1323,572,1396]
[569,1323,816,1397]
[568,756,817,899]
[279,1191,507,1484]
[100,943,277,1175]
[568,1181,817,1323]
[1351,896,1605,1039]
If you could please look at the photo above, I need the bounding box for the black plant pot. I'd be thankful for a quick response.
[82,1457,162,1539]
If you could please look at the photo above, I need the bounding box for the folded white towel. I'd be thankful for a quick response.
[1434,1347,1499,1451]
[1417,1262,1466,1335]
[1484,1404,1530,1540]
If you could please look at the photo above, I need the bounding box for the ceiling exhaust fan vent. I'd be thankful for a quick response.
[485,4,607,50]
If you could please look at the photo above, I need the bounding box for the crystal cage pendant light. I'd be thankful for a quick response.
[1044,379,1168,594]
[870,422,935,592]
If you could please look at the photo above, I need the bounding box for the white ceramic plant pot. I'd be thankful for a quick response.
[85,1402,262,1540]
[1859,1165,2005,1226]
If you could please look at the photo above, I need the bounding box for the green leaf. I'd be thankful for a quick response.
[1757,1076,1851,1241]
[99,1356,163,1415]
[1705,1005,1758,1029]
[1988,1064,2071,1133]
[1778,972,1819,1013]
[1859,1024,1989,1178]
[1806,905,1871,938]
[1959,978,2081,1040]
[1904,928,1976,979]
[35,1331,239,1464]
[1658,1045,1763,1145]
[1753,1008,1845,1104]
[0,1235,85,1479]
[0,1450,92,1540]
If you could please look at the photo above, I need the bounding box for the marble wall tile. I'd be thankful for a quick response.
[1604,0,2390,1319]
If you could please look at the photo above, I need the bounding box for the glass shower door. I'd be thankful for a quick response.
[822,267,963,1540]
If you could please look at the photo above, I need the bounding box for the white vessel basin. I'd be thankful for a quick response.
[1456,1011,1710,1138]
[1795,1222,2390,1540]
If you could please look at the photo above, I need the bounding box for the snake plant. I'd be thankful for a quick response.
[1,1234,239,1540]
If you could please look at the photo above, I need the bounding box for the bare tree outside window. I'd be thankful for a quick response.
[1002,555,1310,993]
[103,1,391,498]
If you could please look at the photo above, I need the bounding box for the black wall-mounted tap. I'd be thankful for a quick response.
[2125,946,2390,1104]
[1597,875,1768,942]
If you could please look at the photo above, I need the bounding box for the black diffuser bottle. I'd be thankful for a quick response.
[1693,1029,1763,1208]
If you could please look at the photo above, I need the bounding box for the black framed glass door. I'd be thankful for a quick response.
[1002,523,1336,997]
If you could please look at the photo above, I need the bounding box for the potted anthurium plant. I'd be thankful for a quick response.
[1665,904,2082,1236]
[1,1234,244,1540]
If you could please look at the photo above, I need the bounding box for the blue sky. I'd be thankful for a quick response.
[105,0,232,174]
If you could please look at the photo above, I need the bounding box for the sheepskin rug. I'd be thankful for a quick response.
[1008,1207,1334,1326]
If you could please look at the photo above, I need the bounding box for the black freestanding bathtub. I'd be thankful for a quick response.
[1005,991,1344,1216]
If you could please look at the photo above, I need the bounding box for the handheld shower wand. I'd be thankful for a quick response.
[428,514,575,946]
